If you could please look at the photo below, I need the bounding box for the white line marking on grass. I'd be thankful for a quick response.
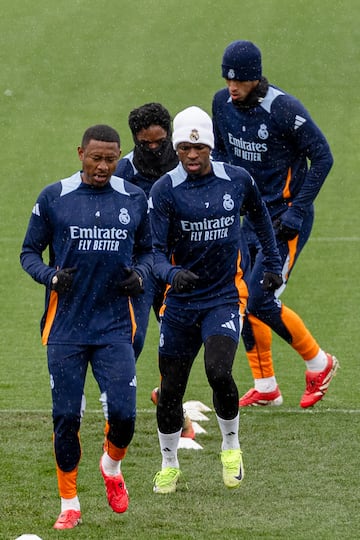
[1,408,360,414]
[309,237,360,242]
[0,408,156,414]
[241,408,360,414]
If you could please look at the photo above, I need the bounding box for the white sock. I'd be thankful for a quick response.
[254,376,277,393]
[61,496,80,512]
[305,349,327,371]
[101,451,121,476]
[158,429,182,469]
[216,413,240,451]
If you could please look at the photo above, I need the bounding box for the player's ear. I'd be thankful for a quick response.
[77,146,84,162]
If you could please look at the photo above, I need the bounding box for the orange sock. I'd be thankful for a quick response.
[280,305,320,360]
[56,465,78,499]
[245,304,320,379]
[246,314,274,379]
[103,421,128,461]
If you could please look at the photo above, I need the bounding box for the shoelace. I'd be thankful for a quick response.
[153,468,179,486]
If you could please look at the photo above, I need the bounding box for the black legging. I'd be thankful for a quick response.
[157,335,239,434]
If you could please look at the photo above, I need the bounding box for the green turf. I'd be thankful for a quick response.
[1,1,359,538]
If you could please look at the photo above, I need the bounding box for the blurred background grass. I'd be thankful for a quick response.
[1,0,358,410]
[0,1,359,537]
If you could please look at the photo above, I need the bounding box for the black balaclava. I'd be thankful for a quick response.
[133,138,178,180]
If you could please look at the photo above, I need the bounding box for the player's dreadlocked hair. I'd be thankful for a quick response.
[81,124,120,148]
[128,103,172,136]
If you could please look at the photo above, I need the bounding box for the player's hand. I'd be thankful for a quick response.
[118,268,144,296]
[51,267,77,294]
[172,269,199,293]
[261,272,283,292]
[273,219,299,241]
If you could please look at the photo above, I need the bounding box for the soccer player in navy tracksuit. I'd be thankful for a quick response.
[212,40,338,408]
[150,107,283,494]
[20,125,153,529]
[114,102,178,360]
[114,103,196,440]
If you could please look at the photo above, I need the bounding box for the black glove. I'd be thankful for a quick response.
[51,267,77,294]
[261,272,283,292]
[273,219,299,242]
[118,268,144,297]
[172,269,199,293]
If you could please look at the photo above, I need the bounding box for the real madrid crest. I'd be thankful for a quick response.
[227,68,235,80]
[119,208,130,225]
[189,129,200,142]
[223,193,234,211]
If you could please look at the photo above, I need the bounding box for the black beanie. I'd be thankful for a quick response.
[222,40,262,81]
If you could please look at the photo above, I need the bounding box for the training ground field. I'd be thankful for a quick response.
[1,1,359,539]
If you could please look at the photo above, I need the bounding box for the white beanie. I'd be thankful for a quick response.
[172,106,214,150]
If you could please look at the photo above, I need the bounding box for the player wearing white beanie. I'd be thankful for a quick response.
[172,106,214,150]
[150,104,283,495]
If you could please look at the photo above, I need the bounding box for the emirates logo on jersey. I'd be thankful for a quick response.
[189,129,200,142]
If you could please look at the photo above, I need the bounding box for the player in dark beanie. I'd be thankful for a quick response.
[212,40,338,408]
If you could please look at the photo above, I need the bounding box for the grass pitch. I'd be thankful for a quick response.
[1,1,359,538]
